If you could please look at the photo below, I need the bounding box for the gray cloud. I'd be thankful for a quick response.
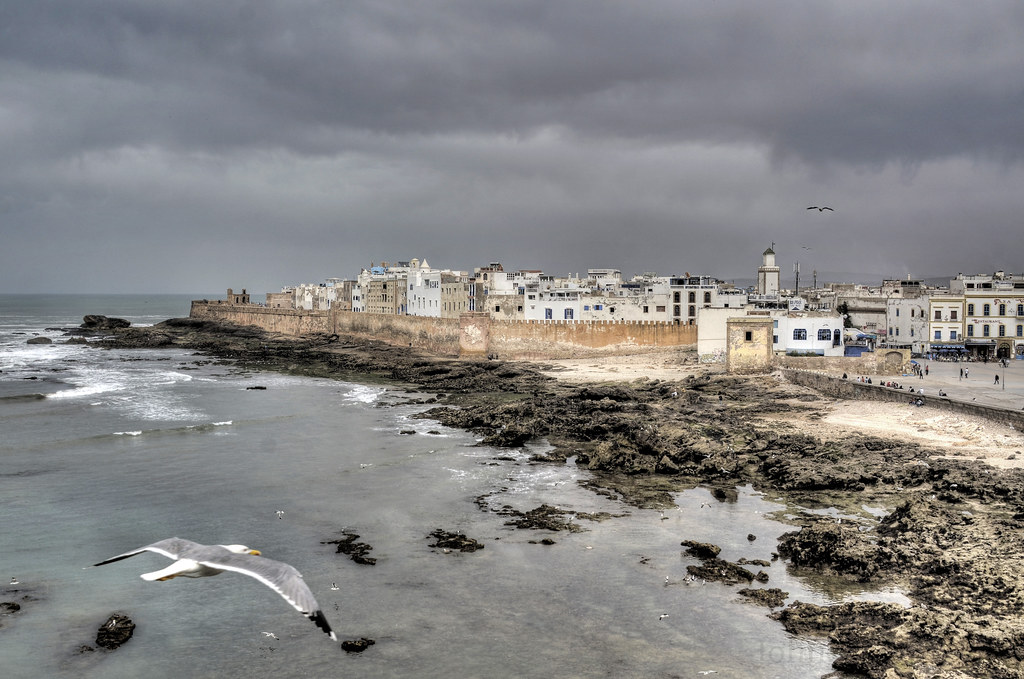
[2,1,1023,293]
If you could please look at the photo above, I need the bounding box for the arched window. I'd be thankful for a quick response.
[703,292,711,304]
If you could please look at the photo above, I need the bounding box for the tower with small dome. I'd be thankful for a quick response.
[757,245,780,297]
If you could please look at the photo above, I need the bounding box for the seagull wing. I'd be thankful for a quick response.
[93,537,203,567]
[196,551,336,640]
[806,206,817,210]
[822,206,834,211]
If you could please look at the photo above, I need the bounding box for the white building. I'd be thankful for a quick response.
[697,307,844,361]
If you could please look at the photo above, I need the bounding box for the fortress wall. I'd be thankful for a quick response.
[189,302,329,335]
[190,303,696,359]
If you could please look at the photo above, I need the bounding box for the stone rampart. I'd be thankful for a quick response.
[189,303,696,359]
[485,318,697,360]
[777,349,910,376]
[190,302,329,335]
[783,368,1024,429]
[330,310,462,356]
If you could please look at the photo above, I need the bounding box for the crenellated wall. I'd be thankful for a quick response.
[483,317,697,359]
[189,302,696,359]
[190,301,330,335]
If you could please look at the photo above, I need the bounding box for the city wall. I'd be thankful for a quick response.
[783,368,1024,429]
[190,301,330,335]
[189,302,696,359]
[777,349,910,376]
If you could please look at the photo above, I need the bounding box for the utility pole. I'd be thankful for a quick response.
[794,262,800,295]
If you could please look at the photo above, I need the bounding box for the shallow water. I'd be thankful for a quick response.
[0,295,858,678]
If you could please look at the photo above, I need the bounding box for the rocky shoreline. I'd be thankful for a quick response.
[82,317,1024,678]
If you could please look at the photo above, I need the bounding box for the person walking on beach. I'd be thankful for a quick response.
[995,374,1000,385]
[960,367,964,380]
[925,365,929,376]
[965,367,970,379]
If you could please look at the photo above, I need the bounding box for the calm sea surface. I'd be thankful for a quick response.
[0,294,866,678]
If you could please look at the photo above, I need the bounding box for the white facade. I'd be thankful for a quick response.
[885,296,929,353]
[697,307,845,361]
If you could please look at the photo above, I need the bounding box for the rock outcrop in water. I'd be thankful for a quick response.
[94,613,135,650]
[91,318,1024,678]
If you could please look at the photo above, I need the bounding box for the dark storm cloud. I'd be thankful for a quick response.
[2,1,1023,292]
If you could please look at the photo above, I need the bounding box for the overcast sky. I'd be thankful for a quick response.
[3,1,1023,294]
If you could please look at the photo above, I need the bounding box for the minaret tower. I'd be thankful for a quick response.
[757,245,780,296]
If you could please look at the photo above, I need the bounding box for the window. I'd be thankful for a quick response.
[657,305,666,313]
[544,308,552,319]
[744,331,753,341]
[817,329,831,340]
[688,292,696,303]
[564,309,574,320]
[594,304,603,310]
[984,304,990,316]
[951,331,957,340]
[951,310,957,320]
[999,325,1005,337]
[935,330,942,340]
[673,292,680,303]
[1000,304,1006,316]
[968,304,975,315]
[642,306,649,313]
[793,329,807,340]
[495,305,501,313]
[934,310,941,320]
[688,305,695,317]
[773,335,778,344]
[983,325,990,337]
[1018,325,1023,337]
[967,325,974,336]
[1018,304,1024,316]
[896,308,900,317]
[703,292,712,304]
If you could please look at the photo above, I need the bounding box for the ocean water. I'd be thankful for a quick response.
[0,295,847,678]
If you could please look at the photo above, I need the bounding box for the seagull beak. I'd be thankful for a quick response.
[248,549,262,556]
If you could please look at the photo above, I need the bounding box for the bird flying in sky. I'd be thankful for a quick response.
[806,206,834,211]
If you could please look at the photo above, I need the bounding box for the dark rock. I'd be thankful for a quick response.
[322,531,377,565]
[81,315,131,331]
[95,613,135,649]
[26,336,52,344]
[737,588,788,607]
[681,540,721,560]
[428,529,484,552]
[399,430,416,435]
[341,637,375,653]
[686,557,755,584]
[245,385,267,390]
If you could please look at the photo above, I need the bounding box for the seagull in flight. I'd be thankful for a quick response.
[807,206,834,211]
[92,537,336,640]
[261,631,279,639]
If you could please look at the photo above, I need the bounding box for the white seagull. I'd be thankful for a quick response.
[92,537,336,640]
